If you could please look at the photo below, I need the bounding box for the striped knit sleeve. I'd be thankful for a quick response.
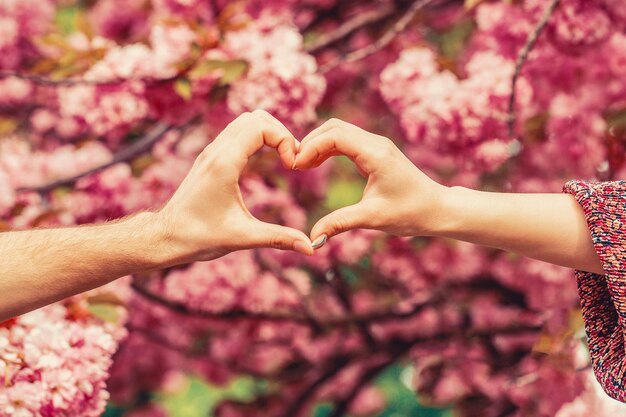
[563,180,626,402]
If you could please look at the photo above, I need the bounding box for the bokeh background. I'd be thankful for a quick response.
[1,0,626,416]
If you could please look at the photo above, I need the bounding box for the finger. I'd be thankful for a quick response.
[214,110,299,171]
[255,110,302,152]
[299,119,360,159]
[296,119,377,173]
[244,110,299,170]
[310,201,374,244]
[295,150,341,169]
[298,151,369,177]
[246,220,314,256]
[218,112,254,138]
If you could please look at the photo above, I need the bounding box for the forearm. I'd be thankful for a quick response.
[433,186,604,274]
[0,212,170,321]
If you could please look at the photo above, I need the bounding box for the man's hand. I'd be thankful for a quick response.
[154,110,313,265]
[0,110,312,321]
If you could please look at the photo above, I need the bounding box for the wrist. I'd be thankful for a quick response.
[125,211,187,269]
[428,185,476,238]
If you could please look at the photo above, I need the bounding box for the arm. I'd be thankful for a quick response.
[296,119,603,275]
[0,213,163,320]
[0,110,313,322]
[436,187,604,275]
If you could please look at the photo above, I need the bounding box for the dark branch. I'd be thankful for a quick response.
[507,0,561,139]
[130,278,443,327]
[330,267,377,346]
[253,250,325,331]
[329,352,405,417]
[304,3,396,54]
[131,280,314,323]
[20,118,198,194]
[280,356,352,417]
[319,0,434,73]
[0,71,149,86]
[128,324,201,355]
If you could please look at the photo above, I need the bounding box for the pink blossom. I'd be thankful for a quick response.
[0,381,45,417]
[59,84,149,138]
[224,18,326,128]
[0,77,32,105]
[88,0,149,42]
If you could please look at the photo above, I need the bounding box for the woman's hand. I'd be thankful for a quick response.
[296,118,603,275]
[156,110,314,265]
[295,118,448,244]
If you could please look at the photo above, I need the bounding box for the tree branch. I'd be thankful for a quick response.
[319,0,434,73]
[304,3,396,54]
[0,71,134,86]
[131,280,314,323]
[20,118,198,194]
[280,356,352,417]
[329,352,406,417]
[253,250,324,332]
[507,0,561,139]
[330,267,377,347]
[128,324,202,355]
[130,278,441,327]
[0,70,177,87]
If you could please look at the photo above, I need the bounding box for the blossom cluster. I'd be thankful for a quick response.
[0,0,55,69]
[221,16,327,129]
[380,47,531,174]
[0,303,124,417]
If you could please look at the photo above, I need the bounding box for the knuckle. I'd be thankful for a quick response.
[252,109,270,118]
[238,112,253,123]
[229,112,252,129]
[197,150,228,172]
[196,144,215,165]
[269,235,288,250]
[329,216,347,235]
[377,138,397,158]
[327,118,343,129]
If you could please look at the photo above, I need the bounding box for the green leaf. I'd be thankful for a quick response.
[87,303,121,324]
[174,78,193,101]
[157,375,257,417]
[377,364,453,417]
[188,59,249,86]
[87,292,126,324]
[214,59,248,85]
[55,6,79,34]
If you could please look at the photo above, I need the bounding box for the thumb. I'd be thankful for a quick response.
[247,220,314,256]
[310,202,372,247]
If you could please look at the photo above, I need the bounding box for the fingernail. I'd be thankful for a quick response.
[292,156,298,170]
[294,240,312,256]
[311,234,327,250]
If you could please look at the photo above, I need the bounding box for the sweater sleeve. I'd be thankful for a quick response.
[563,180,626,402]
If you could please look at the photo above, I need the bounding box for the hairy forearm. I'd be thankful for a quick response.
[0,212,169,321]
[433,187,604,275]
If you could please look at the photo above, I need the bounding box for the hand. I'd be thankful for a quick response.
[155,110,314,266]
[295,119,448,245]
